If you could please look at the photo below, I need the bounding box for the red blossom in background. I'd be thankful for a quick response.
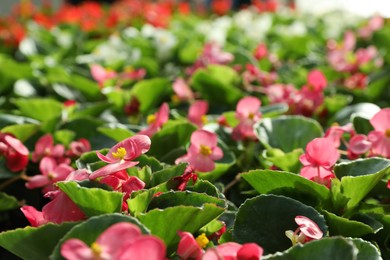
[61,222,166,260]
[0,133,29,172]
[172,78,195,103]
[66,138,91,158]
[90,135,151,179]
[139,103,170,137]
[32,134,69,164]
[232,96,261,141]
[188,100,209,128]
[90,64,117,87]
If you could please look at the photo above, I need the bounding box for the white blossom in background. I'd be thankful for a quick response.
[122,27,139,39]
[19,37,37,56]
[234,9,272,41]
[141,24,177,61]
[275,20,307,37]
[320,11,362,38]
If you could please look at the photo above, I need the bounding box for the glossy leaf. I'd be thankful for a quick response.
[331,102,380,125]
[233,194,327,254]
[0,222,78,260]
[137,204,225,253]
[1,123,40,142]
[57,181,123,217]
[255,116,323,153]
[12,98,63,122]
[0,192,19,211]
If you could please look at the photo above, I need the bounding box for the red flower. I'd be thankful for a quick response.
[90,135,151,179]
[61,222,166,260]
[0,133,29,172]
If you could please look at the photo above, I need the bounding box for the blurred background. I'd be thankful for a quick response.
[1,0,390,17]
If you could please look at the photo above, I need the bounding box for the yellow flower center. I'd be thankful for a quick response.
[91,242,102,256]
[200,145,212,156]
[112,147,127,160]
[171,94,180,104]
[248,112,255,120]
[201,115,208,124]
[147,114,156,125]
[386,129,390,137]
[195,233,209,249]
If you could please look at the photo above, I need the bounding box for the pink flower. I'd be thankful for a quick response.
[175,130,223,172]
[171,166,198,191]
[324,123,354,148]
[177,231,204,260]
[188,100,209,127]
[172,78,194,102]
[120,68,146,81]
[66,138,91,158]
[26,157,74,193]
[368,108,390,158]
[285,216,323,245]
[300,138,340,187]
[0,133,29,172]
[31,134,68,164]
[203,242,263,260]
[232,96,261,141]
[90,64,117,87]
[347,134,372,159]
[61,222,166,260]
[254,43,268,60]
[90,135,151,179]
[344,73,368,90]
[139,103,170,137]
[21,169,90,227]
[359,15,384,39]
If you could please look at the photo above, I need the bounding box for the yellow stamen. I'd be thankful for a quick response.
[171,95,180,104]
[248,112,255,120]
[385,129,390,137]
[201,115,208,125]
[147,114,156,125]
[195,233,209,249]
[112,147,127,160]
[91,242,102,256]
[200,145,212,156]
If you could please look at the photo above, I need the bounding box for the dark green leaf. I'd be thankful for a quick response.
[0,192,20,211]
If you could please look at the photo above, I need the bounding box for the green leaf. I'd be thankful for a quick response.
[0,222,78,260]
[57,181,123,217]
[331,103,380,125]
[98,126,134,142]
[130,78,171,114]
[261,103,289,118]
[242,170,331,208]
[149,163,187,187]
[148,121,197,163]
[50,214,149,260]
[54,130,76,146]
[264,237,357,260]
[12,98,63,122]
[349,238,382,260]
[322,210,377,237]
[137,204,224,253]
[147,190,226,210]
[261,148,303,173]
[191,65,243,106]
[0,192,19,211]
[334,158,390,211]
[1,123,40,142]
[233,194,327,255]
[0,114,39,129]
[255,116,323,153]
[352,115,374,135]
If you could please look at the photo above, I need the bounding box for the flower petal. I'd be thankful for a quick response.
[61,239,93,260]
[89,161,139,179]
[117,236,166,260]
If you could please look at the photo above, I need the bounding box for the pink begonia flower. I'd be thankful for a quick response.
[175,130,223,172]
[31,134,69,164]
[243,64,277,90]
[177,231,204,260]
[344,72,368,90]
[90,64,117,87]
[188,100,209,127]
[61,222,166,260]
[254,43,268,60]
[21,169,90,227]
[120,68,146,81]
[359,15,384,39]
[300,138,340,187]
[203,242,263,260]
[368,108,390,158]
[66,138,91,158]
[25,156,74,193]
[0,133,29,172]
[186,42,234,75]
[138,103,170,137]
[232,96,261,141]
[89,135,151,179]
[266,84,298,106]
[324,123,354,148]
[172,78,195,102]
[347,134,372,159]
[285,216,323,245]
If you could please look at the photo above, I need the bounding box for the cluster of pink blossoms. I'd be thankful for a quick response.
[90,64,146,88]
